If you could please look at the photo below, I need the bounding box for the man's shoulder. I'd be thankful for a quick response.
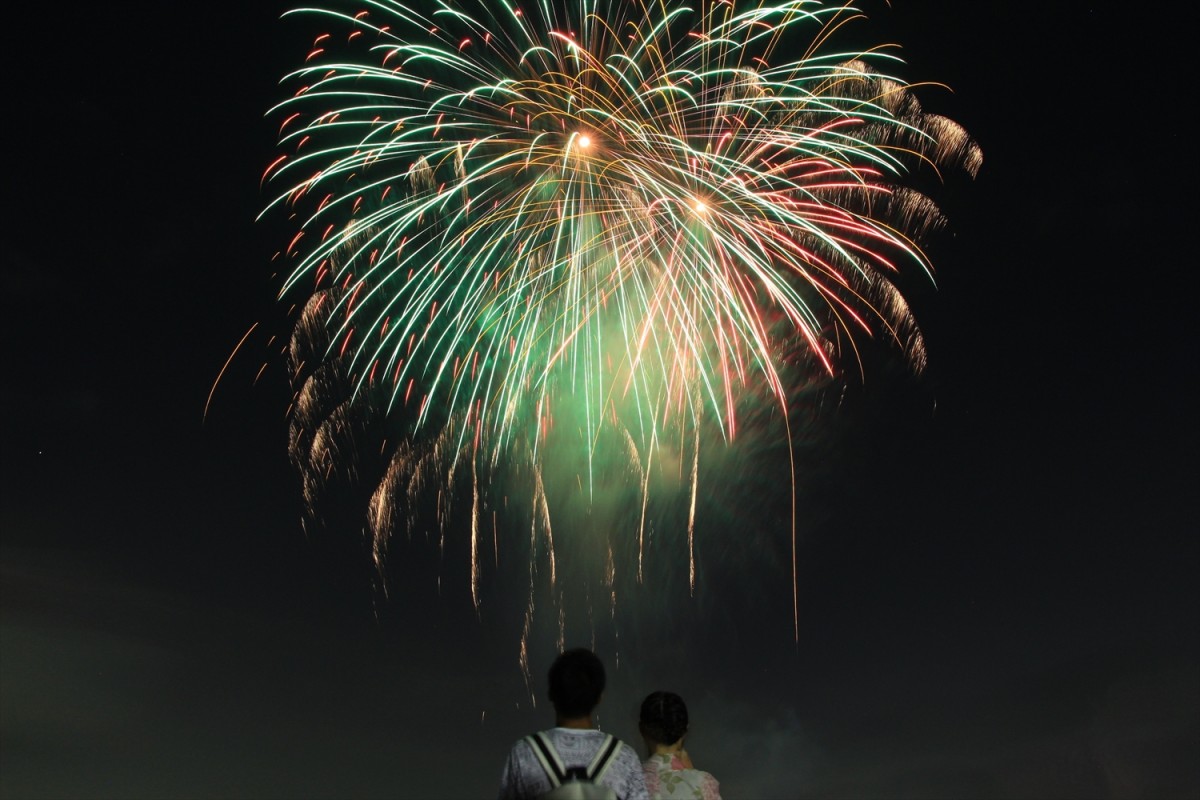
[522,729,642,770]
[512,729,641,768]
[611,739,642,765]
[549,729,640,755]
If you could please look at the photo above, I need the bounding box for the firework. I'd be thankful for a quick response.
[260,0,980,651]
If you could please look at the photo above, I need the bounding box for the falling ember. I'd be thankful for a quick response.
[688,426,699,596]
[471,458,480,609]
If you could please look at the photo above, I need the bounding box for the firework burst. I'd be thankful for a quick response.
[259,0,980,654]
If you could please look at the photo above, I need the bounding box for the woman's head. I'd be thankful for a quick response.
[639,690,689,746]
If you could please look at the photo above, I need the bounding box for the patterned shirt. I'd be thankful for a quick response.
[499,727,650,800]
[641,753,721,800]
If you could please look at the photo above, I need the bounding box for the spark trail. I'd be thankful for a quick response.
[259,0,981,664]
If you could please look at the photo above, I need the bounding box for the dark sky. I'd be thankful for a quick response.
[2,2,1196,799]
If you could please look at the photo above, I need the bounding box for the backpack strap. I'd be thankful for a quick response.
[586,734,621,783]
[527,732,568,787]
[527,732,622,786]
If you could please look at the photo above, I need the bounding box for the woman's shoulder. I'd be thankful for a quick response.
[698,769,720,800]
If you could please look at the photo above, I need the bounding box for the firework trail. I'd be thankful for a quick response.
[259,0,980,663]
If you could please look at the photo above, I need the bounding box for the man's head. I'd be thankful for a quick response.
[547,648,606,720]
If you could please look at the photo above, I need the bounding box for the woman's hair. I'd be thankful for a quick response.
[639,690,689,745]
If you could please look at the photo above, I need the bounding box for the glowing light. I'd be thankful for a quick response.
[260,0,981,648]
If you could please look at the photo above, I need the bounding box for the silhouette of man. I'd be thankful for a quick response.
[498,648,649,800]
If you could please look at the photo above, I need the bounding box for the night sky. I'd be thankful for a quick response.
[3,2,1196,799]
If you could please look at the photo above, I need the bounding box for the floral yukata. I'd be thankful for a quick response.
[641,753,721,800]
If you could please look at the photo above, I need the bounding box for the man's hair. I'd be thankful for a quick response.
[547,648,606,718]
[639,690,689,746]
